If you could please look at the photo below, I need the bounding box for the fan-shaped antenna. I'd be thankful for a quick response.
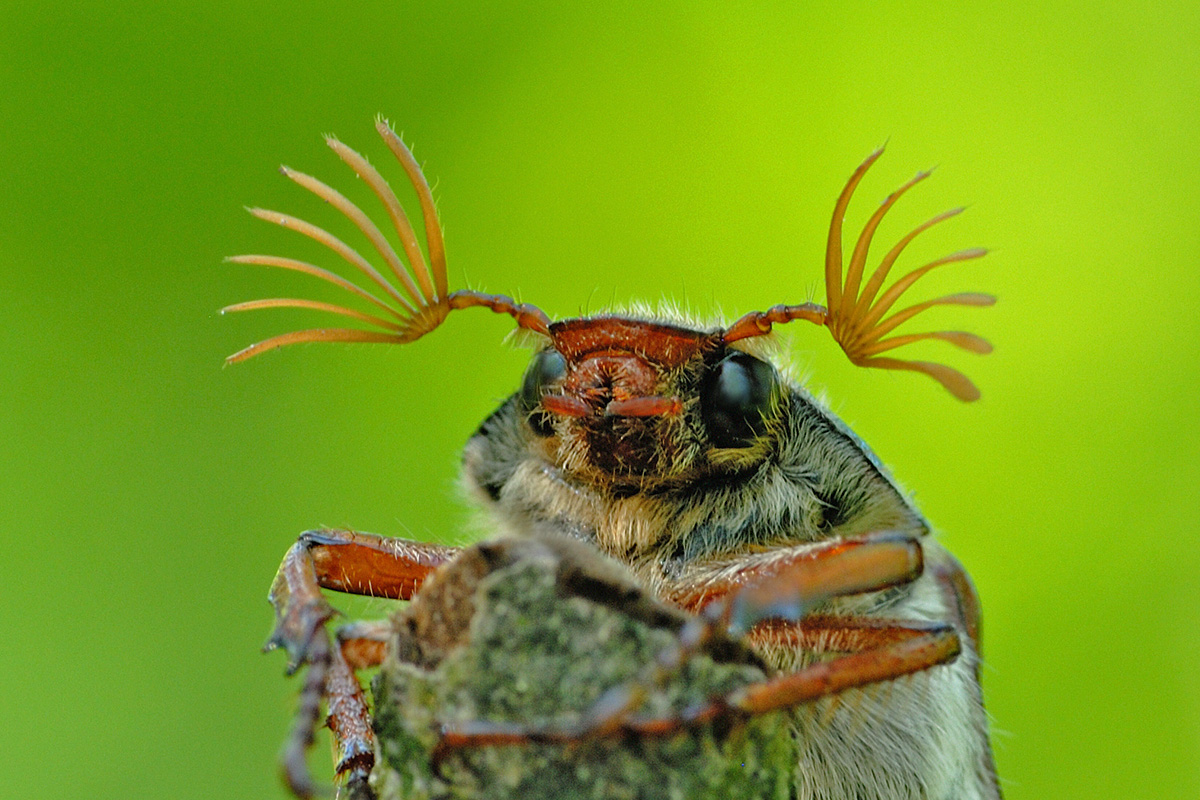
[723,147,994,401]
[223,117,550,364]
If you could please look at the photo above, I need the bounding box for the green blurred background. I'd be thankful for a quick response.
[3,1,1197,797]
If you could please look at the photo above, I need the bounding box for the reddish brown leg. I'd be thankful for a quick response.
[728,619,959,716]
[929,551,982,657]
[336,620,392,671]
[433,533,952,755]
[265,529,457,671]
[265,529,458,798]
[327,623,391,800]
[668,531,923,617]
[929,552,1002,800]
[279,630,332,799]
[747,614,952,651]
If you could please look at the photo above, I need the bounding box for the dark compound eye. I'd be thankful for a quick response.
[519,349,567,436]
[700,352,779,448]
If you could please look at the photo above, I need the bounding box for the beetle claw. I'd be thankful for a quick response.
[268,598,336,674]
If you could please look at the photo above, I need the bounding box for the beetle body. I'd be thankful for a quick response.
[228,118,999,800]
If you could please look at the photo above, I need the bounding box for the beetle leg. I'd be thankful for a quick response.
[668,531,923,617]
[279,628,331,799]
[265,529,457,671]
[325,622,391,800]
[927,550,1003,800]
[266,530,456,798]
[280,622,388,800]
[747,613,950,650]
[336,619,392,670]
[928,548,982,659]
[729,619,959,715]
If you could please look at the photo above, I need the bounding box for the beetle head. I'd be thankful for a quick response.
[521,317,717,479]
[490,313,809,493]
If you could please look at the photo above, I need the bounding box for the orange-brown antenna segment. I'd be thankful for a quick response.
[723,147,994,402]
[224,118,550,364]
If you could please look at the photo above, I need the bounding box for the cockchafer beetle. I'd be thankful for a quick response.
[226,118,999,800]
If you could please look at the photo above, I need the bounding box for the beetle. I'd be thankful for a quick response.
[225,117,999,800]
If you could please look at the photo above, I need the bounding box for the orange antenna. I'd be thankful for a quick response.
[724,146,994,401]
[223,117,550,363]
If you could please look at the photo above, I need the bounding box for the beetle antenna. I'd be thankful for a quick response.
[224,118,550,364]
[723,148,994,401]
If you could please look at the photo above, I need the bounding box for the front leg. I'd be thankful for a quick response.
[264,529,459,797]
[266,529,458,670]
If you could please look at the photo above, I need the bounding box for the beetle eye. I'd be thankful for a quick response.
[520,349,567,436]
[700,352,778,448]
